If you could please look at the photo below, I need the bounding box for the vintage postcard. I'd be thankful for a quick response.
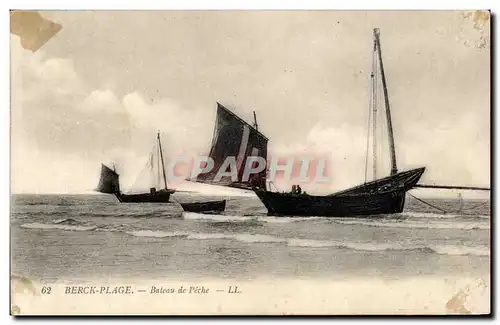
[10,10,491,315]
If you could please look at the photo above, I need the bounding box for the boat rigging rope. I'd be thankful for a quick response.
[268,181,278,192]
[364,67,374,183]
[408,191,490,215]
[372,41,379,181]
[407,192,449,213]
[364,39,379,183]
[463,200,490,211]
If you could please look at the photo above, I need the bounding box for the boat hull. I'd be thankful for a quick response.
[254,167,425,217]
[180,200,226,214]
[114,189,175,203]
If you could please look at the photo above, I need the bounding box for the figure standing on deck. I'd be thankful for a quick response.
[291,184,302,194]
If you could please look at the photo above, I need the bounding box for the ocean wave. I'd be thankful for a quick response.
[124,229,489,256]
[18,221,489,257]
[20,222,96,232]
[75,211,181,219]
[126,230,285,243]
[432,244,490,256]
[287,239,489,256]
[183,213,332,224]
[94,224,130,233]
[185,232,287,243]
[125,230,188,238]
[287,239,419,251]
[334,219,489,230]
[287,239,341,248]
[182,212,258,222]
[52,218,81,225]
[257,216,327,224]
[403,212,490,220]
[234,234,287,243]
[186,233,235,240]
[182,212,490,224]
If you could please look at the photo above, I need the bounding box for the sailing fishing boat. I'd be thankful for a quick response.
[253,28,425,217]
[194,102,268,190]
[96,131,176,203]
[182,102,269,213]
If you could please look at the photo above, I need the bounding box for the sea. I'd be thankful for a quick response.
[10,193,491,314]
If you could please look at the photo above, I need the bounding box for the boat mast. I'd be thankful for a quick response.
[365,35,379,182]
[253,111,259,132]
[373,28,398,176]
[157,131,168,190]
[157,141,161,188]
[372,36,378,180]
[252,110,268,190]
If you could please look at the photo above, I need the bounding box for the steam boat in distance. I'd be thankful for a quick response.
[253,28,426,217]
[96,132,175,203]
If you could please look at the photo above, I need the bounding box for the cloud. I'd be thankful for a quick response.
[79,89,122,113]
[268,122,369,194]
[10,11,490,196]
[33,57,78,82]
[11,145,99,194]
[268,105,490,196]
[399,111,490,187]
[10,36,217,194]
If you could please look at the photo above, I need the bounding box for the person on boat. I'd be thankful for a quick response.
[291,185,297,194]
[296,185,302,195]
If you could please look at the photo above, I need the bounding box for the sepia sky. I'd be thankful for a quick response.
[10,10,490,196]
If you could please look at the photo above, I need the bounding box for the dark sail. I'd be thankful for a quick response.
[194,102,268,189]
[96,164,120,194]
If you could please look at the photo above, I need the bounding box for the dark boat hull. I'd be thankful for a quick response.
[114,189,175,203]
[254,167,425,217]
[180,200,226,214]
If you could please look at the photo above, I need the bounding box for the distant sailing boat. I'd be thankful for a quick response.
[253,28,425,217]
[182,102,269,213]
[96,131,176,203]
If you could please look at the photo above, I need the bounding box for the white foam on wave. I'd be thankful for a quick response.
[287,239,340,248]
[186,233,234,240]
[287,239,409,250]
[125,230,188,238]
[182,212,258,222]
[257,216,327,224]
[20,222,96,232]
[19,221,490,257]
[234,233,287,243]
[52,218,81,225]
[432,244,490,257]
[179,210,492,226]
[19,222,489,257]
[404,212,490,220]
[335,219,489,230]
[186,232,286,243]
[124,229,490,256]
[183,212,329,224]
[288,238,489,256]
[183,212,490,225]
